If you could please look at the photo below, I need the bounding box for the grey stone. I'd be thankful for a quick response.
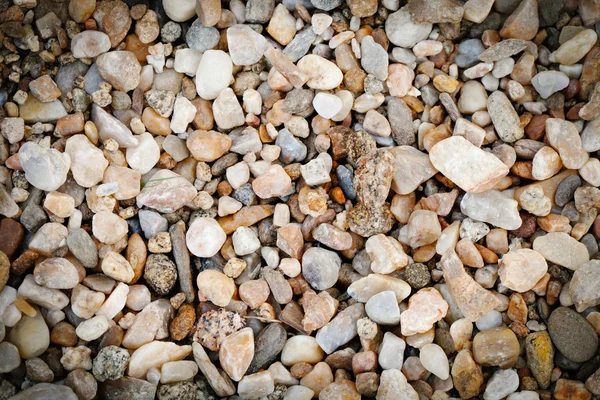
[246,0,276,23]
[455,39,485,68]
[248,323,287,374]
[361,36,388,81]
[283,27,317,62]
[186,19,220,52]
[170,223,195,303]
[276,128,307,163]
[9,383,77,400]
[388,97,415,146]
[548,307,599,363]
[310,0,344,11]
[99,377,157,400]
[67,229,99,269]
[157,381,196,400]
[138,209,169,240]
[93,346,130,382]
[555,175,581,207]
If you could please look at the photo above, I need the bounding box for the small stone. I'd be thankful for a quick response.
[460,190,522,230]
[185,19,219,51]
[135,10,159,43]
[0,342,20,373]
[365,234,408,274]
[302,290,339,331]
[487,91,524,143]
[387,65,415,99]
[196,269,235,307]
[91,106,138,149]
[385,6,432,48]
[187,130,232,162]
[76,315,111,341]
[137,169,196,213]
[545,118,589,169]
[219,327,254,381]
[267,4,296,45]
[377,369,419,400]
[71,31,111,58]
[499,249,548,292]
[252,165,292,199]
[420,343,449,380]
[313,92,342,119]
[213,88,245,130]
[548,306,599,362]
[34,257,79,289]
[440,250,501,321]
[238,371,275,399]
[361,36,388,81]
[525,331,554,389]
[196,50,233,100]
[302,247,341,290]
[473,326,520,368]
[144,254,177,296]
[65,134,108,188]
[401,288,448,336]
[484,369,519,400]
[297,54,343,90]
[96,51,141,92]
[227,24,270,66]
[532,232,589,271]
[354,150,394,207]
[554,379,593,400]
[43,191,75,218]
[101,252,134,283]
[7,311,50,359]
[570,260,600,312]
[160,361,198,385]
[348,273,411,303]
[452,349,484,399]
[389,146,437,195]
[9,384,78,400]
[531,71,570,99]
[316,303,365,354]
[19,141,71,192]
[430,137,508,193]
[551,29,598,65]
[127,341,192,379]
[163,0,195,22]
[312,223,352,251]
[499,0,538,40]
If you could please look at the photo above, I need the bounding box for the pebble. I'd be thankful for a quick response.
[137,169,196,213]
[548,306,598,362]
[377,369,419,400]
[10,384,78,400]
[96,51,141,92]
[440,250,501,321]
[7,311,50,359]
[65,134,108,188]
[385,6,432,48]
[546,118,589,169]
[460,190,521,230]
[18,141,71,192]
[228,24,270,66]
[253,164,293,199]
[499,249,548,292]
[487,91,524,143]
[160,360,198,384]
[71,31,111,58]
[378,332,406,370]
[302,247,341,290]
[196,50,233,100]
[297,54,343,90]
[196,269,235,307]
[92,104,139,148]
[551,29,598,65]
[570,260,600,312]
[473,326,520,368]
[401,288,448,336]
[525,331,554,389]
[316,303,365,354]
[484,369,519,400]
[127,341,192,379]
[219,327,254,381]
[420,343,449,380]
[361,36,388,81]
[532,232,589,271]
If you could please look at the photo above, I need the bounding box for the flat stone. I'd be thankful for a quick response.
[532,232,589,271]
[18,96,68,124]
[136,170,196,213]
[460,190,522,230]
[430,137,509,193]
[127,341,192,379]
[71,31,111,58]
[484,369,519,400]
[9,384,77,400]
[348,273,411,303]
[487,91,524,142]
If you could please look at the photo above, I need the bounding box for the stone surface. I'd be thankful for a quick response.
[499,249,548,292]
[532,232,590,271]
[548,307,598,362]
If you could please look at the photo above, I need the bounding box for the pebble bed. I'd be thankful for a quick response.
[0,0,599,399]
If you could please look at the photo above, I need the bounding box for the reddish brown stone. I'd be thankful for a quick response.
[0,218,24,260]
[510,213,536,238]
[170,303,196,341]
[525,114,549,140]
[10,249,39,275]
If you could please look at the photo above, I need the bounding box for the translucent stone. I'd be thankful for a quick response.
[400,288,448,336]
[127,341,192,379]
[532,232,590,271]
[499,249,548,292]
[460,190,522,230]
[378,332,406,370]
[419,343,449,380]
